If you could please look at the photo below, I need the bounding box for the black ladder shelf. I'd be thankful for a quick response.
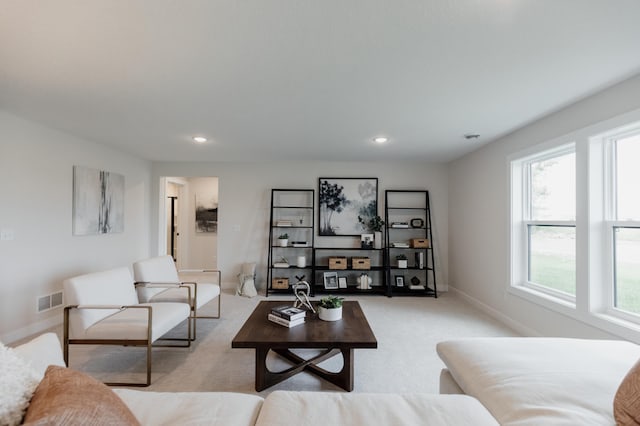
[385,190,437,297]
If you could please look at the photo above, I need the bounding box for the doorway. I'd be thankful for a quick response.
[160,177,218,270]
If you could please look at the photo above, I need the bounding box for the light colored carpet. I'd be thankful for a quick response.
[61,289,518,395]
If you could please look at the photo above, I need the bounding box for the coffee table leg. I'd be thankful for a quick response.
[273,347,355,391]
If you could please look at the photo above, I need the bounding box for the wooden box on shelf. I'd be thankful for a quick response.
[351,257,371,270]
[272,278,289,289]
[410,238,429,248]
[328,256,347,270]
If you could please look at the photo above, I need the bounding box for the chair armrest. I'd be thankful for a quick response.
[135,281,181,288]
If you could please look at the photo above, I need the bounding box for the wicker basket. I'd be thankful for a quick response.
[328,257,347,270]
[352,257,371,270]
[272,278,289,289]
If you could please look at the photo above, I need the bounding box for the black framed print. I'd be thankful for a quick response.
[318,177,378,236]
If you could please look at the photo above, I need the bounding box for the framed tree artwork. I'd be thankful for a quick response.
[318,177,378,236]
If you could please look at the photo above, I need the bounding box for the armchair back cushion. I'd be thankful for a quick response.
[133,255,180,301]
[63,267,139,336]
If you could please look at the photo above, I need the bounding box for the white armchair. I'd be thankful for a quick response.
[133,255,221,340]
[63,267,191,386]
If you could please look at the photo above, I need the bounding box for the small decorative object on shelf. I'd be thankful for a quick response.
[410,218,424,228]
[296,255,306,268]
[278,233,289,247]
[338,277,348,288]
[276,220,292,227]
[318,296,344,321]
[360,233,374,249]
[358,273,372,290]
[409,276,424,290]
[395,275,405,287]
[396,254,408,269]
[273,257,290,268]
[358,215,385,249]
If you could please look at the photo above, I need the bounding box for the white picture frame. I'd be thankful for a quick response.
[323,272,339,289]
[338,277,348,289]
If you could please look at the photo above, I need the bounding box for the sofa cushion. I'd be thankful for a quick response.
[614,357,640,425]
[114,389,264,426]
[22,365,140,425]
[437,337,640,425]
[0,341,40,426]
[255,391,498,426]
[11,333,65,378]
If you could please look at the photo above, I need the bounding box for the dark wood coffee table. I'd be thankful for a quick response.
[232,300,377,392]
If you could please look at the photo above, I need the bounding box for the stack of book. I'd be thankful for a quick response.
[268,305,306,328]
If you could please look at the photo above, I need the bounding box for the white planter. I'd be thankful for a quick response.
[296,256,306,268]
[374,231,382,249]
[278,239,288,247]
[318,306,342,321]
[397,259,408,268]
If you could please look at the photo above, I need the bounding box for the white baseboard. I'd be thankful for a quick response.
[449,286,540,337]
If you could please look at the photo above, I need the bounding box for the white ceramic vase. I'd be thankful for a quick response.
[279,239,288,247]
[318,306,342,321]
[374,231,382,249]
[296,255,306,268]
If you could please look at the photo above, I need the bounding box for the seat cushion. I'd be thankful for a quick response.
[437,337,640,425]
[147,283,220,309]
[82,302,190,342]
[114,389,263,426]
[255,391,498,426]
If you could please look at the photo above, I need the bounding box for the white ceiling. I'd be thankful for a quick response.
[1,1,640,163]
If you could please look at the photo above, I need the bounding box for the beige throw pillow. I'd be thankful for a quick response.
[615,358,640,426]
[22,365,140,425]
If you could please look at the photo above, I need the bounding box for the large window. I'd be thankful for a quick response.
[511,117,640,334]
[611,133,640,316]
[514,147,576,299]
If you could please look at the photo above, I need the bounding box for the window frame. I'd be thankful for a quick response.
[511,143,577,304]
[508,110,640,342]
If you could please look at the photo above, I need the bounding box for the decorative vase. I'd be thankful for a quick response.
[374,231,382,249]
[296,255,306,268]
[359,273,372,290]
[398,259,408,268]
[279,239,288,247]
[318,306,342,321]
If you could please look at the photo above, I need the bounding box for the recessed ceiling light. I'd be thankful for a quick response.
[373,137,388,144]
[193,136,207,143]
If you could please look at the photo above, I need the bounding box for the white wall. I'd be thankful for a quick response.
[448,73,640,341]
[0,110,152,343]
[152,162,448,292]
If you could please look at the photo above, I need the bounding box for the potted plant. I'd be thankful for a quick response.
[318,296,344,321]
[396,254,408,269]
[278,233,289,247]
[358,215,385,249]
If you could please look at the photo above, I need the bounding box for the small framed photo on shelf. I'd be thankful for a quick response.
[338,276,348,289]
[395,275,405,287]
[323,272,339,289]
[360,233,374,249]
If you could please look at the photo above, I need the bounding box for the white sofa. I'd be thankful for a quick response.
[437,337,640,425]
[5,333,498,426]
